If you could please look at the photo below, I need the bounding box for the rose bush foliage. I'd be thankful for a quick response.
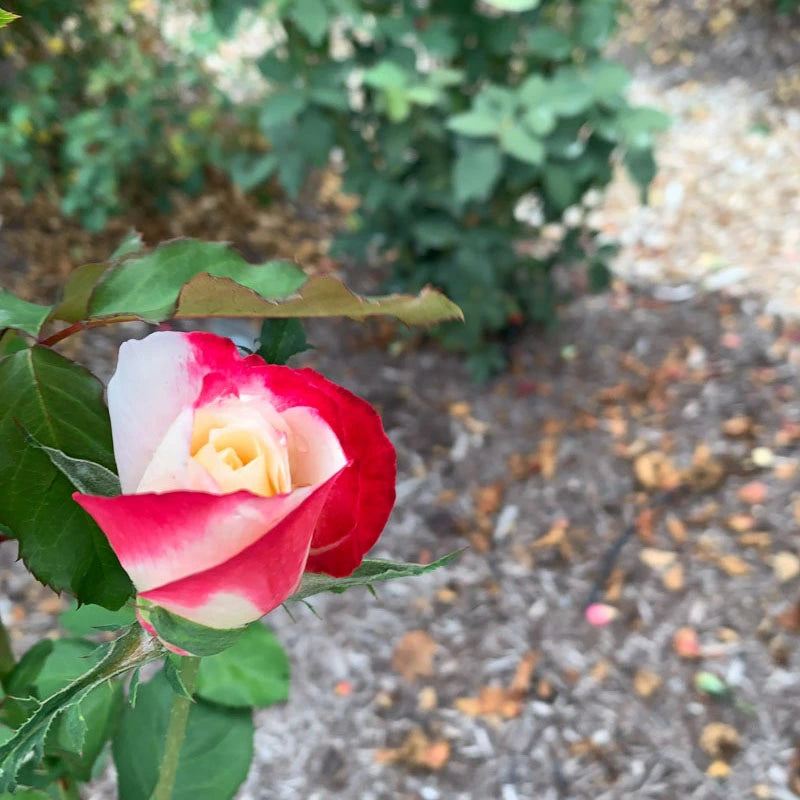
[76,331,396,631]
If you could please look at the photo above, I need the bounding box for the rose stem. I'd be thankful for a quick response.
[150,656,201,800]
[0,613,14,687]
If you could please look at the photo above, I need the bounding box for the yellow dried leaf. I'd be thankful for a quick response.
[773,552,800,583]
[639,548,677,570]
[700,722,740,758]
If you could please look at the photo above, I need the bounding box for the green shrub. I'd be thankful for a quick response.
[252,0,668,375]
[0,1,249,230]
[2,0,667,375]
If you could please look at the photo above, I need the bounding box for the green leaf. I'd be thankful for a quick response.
[447,111,500,138]
[176,273,464,326]
[257,318,312,365]
[289,551,462,602]
[110,231,144,261]
[0,347,133,608]
[258,90,308,130]
[453,142,503,204]
[500,125,545,165]
[196,624,289,708]
[289,0,329,45]
[21,429,121,497]
[526,26,573,59]
[483,0,540,10]
[163,656,193,699]
[0,330,27,357]
[138,602,246,657]
[228,153,279,192]
[114,669,254,800]
[59,602,137,638]
[0,9,19,28]
[0,627,164,792]
[0,291,52,337]
[585,60,631,100]
[87,240,308,323]
[49,263,109,323]
[362,61,408,90]
[624,147,657,201]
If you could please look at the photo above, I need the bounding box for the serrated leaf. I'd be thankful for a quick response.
[113,669,254,800]
[196,624,289,709]
[176,273,463,326]
[0,291,52,337]
[0,627,164,792]
[127,668,141,709]
[0,9,19,28]
[110,231,144,261]
[48,262,109,324]
[163,656,193,699]
[256,318,312,365]
[59,603,137,638]
[0,347,133,608]
[138,603,246,657]
[86,240,307,324]
[21,429,121,497]
[289,552,462,602]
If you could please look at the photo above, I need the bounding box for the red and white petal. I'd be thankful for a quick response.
[138,475,338,628]
[108,331,246,492]
[73,472,340,591]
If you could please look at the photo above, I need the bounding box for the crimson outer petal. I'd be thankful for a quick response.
[249,366,397,576]
[75,471,341,628]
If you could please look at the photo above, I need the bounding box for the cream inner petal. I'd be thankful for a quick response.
[190,402,292,497]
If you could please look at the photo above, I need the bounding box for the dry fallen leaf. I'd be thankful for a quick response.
[722,416,753,437]
[454,651,538,721]
[665,514,688,544]
[375,728,451,771]
[634,451,682,490]
[538,436,559,480]
[718,554,751,577]
[640,548,677,570]
[706,760,732,779]
[633,668,662,698]
[700,722,740,759]
[663,563,685,592]
[474,483,504,516]
[726,513,755,533]
[417,687,438,712]
[392,631,437,682]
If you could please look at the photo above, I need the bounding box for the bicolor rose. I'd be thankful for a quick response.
[75,331,396,630]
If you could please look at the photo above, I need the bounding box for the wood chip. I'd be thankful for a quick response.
[634,451,682,490]
[665,514,688,544]
[391,631,437,682]
[722,416,753,437]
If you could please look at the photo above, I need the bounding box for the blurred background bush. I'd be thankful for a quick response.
[2,0,670,374]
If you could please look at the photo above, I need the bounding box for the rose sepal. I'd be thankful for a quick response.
[136,600,248,658]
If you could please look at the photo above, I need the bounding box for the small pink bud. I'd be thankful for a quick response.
[585,603,618,627]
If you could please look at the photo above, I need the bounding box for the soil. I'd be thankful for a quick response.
[1,2,800,799]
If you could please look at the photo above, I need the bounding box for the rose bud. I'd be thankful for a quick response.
[75,331,396,632]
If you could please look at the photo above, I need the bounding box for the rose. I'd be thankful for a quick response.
[75,331,396,630]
